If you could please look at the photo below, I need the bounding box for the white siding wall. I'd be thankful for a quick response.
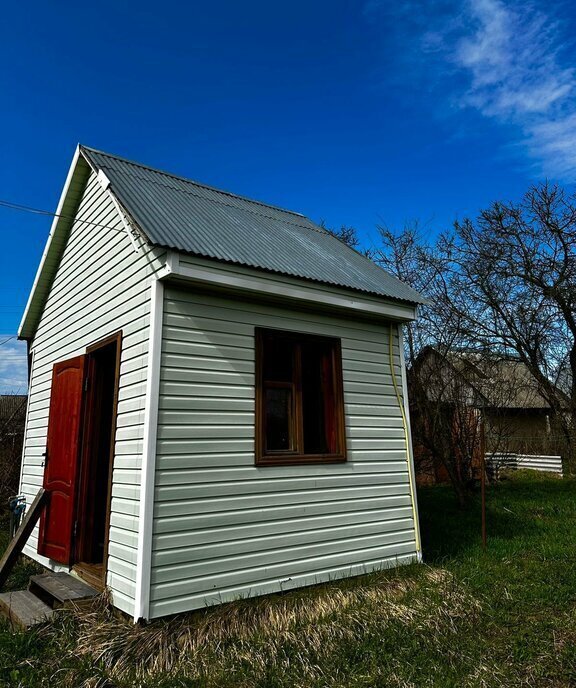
[151,285,418,617]
[20,171,166,617]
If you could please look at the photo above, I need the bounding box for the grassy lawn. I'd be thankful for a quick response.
[1,471,575,687]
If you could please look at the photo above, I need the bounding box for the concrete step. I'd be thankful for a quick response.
[0,590,54,629]
[29,572,98,609]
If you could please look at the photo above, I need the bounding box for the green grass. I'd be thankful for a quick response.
[0,519,43,593]
[1,471,576,687]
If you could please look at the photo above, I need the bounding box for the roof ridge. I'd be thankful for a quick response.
[80,146,407,269]
[102,166,330,236]
[75,145,427,306]
[79,146,422,273]
[79,145,309,220]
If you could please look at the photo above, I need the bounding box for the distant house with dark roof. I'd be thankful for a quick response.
[456,354,566,456]
[410,347,566,484]
[17,145,426,621]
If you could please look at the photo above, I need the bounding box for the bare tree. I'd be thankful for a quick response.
[370,223,444,360]
[372,224,530,504]
[320,222,361,250]
[444,183,576,472]
[371,225,495,504]
[0,394,27,509]
[408,347,484,505]
[328,192,574,500]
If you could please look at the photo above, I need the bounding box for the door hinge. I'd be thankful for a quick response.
[84,376,90,392]
[73,520,78,538]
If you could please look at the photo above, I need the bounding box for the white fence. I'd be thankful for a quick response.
[486,453,563,476]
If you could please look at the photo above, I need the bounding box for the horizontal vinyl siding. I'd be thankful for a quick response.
[150,286,417,617]
[20,171,166,617]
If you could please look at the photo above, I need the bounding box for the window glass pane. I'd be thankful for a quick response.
[262,336,294,383]
[301,341,337,454]
[265,387,293,451]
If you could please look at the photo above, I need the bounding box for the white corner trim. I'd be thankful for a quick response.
[18,145,82,339]
[134,278,164,622]
[94,165,141,253]
[155,251,179,281]
[165,250,180,274]
[96,169,111,190]
[156,250,180,281]
[398,325,423,562]
[106,189,141,253]
[17,349,34,499]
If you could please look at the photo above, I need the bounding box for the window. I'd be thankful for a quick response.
[255,328,346,465]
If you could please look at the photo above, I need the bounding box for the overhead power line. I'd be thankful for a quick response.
[0,199,128,235]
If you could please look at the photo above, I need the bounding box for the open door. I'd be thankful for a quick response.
[73,333,121,588]
[38,356,86,563]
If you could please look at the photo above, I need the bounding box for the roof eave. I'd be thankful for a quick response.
[161,250,420,322]
[157,243,427,309]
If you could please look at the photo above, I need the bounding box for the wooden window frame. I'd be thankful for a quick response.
[255,328,347,466]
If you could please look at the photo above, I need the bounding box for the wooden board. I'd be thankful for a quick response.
[29,572,98,608]
[73,562,105,591]
[0,489,47,589]
[0,590,54,629]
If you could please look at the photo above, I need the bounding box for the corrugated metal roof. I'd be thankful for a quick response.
[449,354,560,409]
[416,348,569,409]
[80,146,427,304]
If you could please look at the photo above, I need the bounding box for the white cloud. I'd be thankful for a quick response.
[524,113,576,177]
[0,337,28,394]
[453,0,576,178]
[455,1,573,111]
[367,0,576,179]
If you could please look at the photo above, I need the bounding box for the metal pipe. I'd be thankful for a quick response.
[481,452,487,549]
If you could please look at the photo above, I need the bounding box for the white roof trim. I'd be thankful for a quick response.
[165,257,418,322]
[95,168,141,252]
[18,146,82,339]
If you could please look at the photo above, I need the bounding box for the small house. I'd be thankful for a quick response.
[17,146,426,621]
[411,347,566,484]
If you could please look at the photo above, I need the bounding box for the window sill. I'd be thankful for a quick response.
[256,453,347,467]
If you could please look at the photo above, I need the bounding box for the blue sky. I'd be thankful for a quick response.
[1,0,576,391]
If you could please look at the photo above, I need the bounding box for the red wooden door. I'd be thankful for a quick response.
[37,356,86,563]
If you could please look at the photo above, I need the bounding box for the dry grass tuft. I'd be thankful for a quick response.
[41,566,481,686]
